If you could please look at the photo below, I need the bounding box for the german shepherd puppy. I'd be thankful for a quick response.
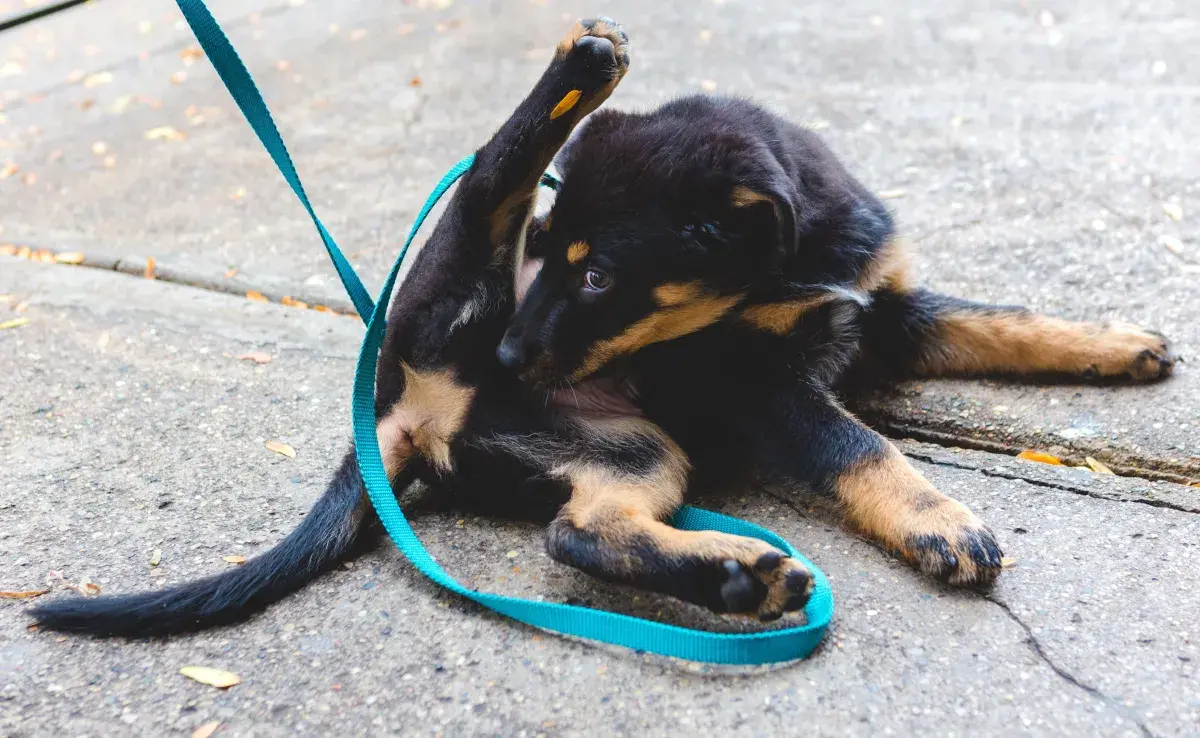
[31,20,1173,637]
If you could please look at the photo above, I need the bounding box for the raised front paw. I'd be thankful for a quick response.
[711,547,814,621]
[1086,323,1175,382]
[557,18,630,74]
[900,500,1003,586]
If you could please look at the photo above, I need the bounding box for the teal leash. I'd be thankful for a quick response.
[176,0,833,664]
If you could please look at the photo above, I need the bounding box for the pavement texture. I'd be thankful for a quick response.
[2,0,1199,735]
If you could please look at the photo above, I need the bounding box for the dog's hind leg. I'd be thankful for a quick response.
[856,242,1175,382]
[543,417,813,621]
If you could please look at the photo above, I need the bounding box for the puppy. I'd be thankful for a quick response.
[32,20,815,636]
[501,94,1175,589]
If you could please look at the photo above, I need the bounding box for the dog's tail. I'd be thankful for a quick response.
[30,448,407,638]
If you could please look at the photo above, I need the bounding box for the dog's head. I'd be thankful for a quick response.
[499,103,802,386]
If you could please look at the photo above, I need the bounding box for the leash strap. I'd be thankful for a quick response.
[177,0,833,664]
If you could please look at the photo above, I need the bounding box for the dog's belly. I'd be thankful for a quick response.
[549,378,644,418]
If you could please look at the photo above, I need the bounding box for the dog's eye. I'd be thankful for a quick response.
[583,268,612,292]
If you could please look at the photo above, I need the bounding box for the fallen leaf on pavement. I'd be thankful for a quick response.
[144,257,156,279]
[878,188,908,199]
[1017,450,1062,465]
[0,162,18,179]
[0,318,30,330]
[180,46,205,63]
[245,290,268,303]
[54,252,86,264]
[224,267,238,278]
[1000,557,1017,568]
[0,589,51,599]
[280,296,308,309]
[82,72,113,88]
[222,555,247,564]
[265,440,295,458]
[144,126,187,142]
[180,666,242,689]
[170,71,188,85]
[193,721,221,738]
[1163,202,1183,222]
[237,352,272,364]
[1084,456,1115,475]
[150,549,161,567]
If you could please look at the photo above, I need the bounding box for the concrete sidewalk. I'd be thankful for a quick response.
[2,260,1198,737]
[2,0,1199,735]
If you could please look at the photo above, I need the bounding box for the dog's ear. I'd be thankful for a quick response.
[729,174,799,265]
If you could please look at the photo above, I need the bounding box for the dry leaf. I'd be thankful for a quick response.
[312,305,333,313]
[192,721,221,738]
[110,95,134,114]
[1017,449,1062,466]
[1160,235,1184,255]
[222,555,247,564]
[245,290,268,303]
[0,318,30,330]
[878,189,908,200]
[230,186,247,200]
[409,76,422,87]
[54,252,86,264]
[149,549,161,567]
[237,352,272,364]
[280,296,308,309]
[1163,202,1183,222]
[1000,557,1017,568]
[0,162,18,179]
[143,257,156,280]
[180,666,242,689]
[0,589,50,599]
[170,71,188,85]
[224,267,238,279]
[180,46,205,63]
[265,440,296,458]
[144,126,187,142]
[82,72,113,88]
[1084,456,1115,475]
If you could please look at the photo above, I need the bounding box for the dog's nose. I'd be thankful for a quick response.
[496,336,527,370]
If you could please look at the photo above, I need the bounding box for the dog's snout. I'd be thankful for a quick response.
[497,335,527,370]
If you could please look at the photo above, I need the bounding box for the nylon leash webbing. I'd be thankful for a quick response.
[175,0,833,664]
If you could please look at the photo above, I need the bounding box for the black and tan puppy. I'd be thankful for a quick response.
[502,94,1176,587]
[32,20,816,637]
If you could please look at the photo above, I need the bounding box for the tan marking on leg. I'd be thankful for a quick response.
[739,293,840,335]
[856,236,912,294]
[920,313,1175,380]
[571,291,741,379]
[550,89,583,120]
[374,364,476,474]
[836,443,997,585]
[566,240,590,264]
[652,281,703,307]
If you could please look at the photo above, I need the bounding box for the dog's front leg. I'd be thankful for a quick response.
[751,387,1004,586]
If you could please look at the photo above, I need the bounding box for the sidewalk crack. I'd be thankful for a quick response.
[986,595,1158,738]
